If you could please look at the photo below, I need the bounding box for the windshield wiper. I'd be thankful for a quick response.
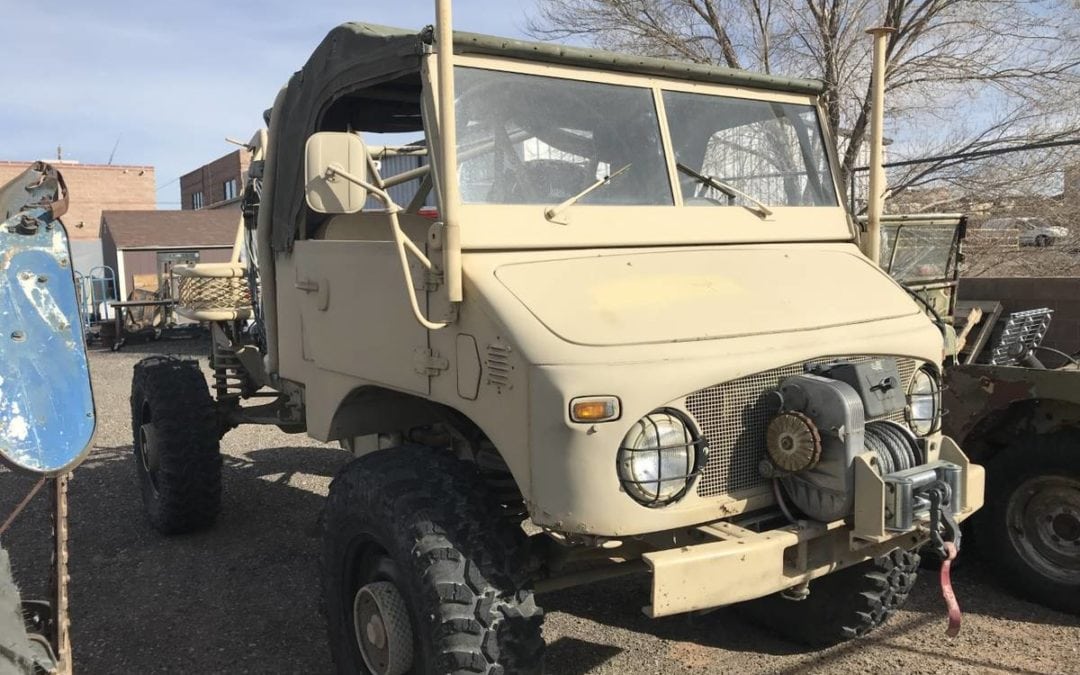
[676,163,773,218]
[544,164,631,223]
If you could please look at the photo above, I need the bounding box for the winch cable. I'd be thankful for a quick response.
[940,542,961,637]
[865,423,962,635]
[928,481,963,636]
[772,479,798,524]
[864,422,919,474]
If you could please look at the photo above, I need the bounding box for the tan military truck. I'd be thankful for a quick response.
[129,6,983,672]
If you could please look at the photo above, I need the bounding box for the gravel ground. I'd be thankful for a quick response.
[2,336,1079,674]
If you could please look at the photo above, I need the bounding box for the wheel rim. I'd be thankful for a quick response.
[352,581,414,675]
[1006,475,1080,584]
[137,421,161,494]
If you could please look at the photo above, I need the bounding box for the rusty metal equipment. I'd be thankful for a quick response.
[0,162,96,674]
[882,211,1080,613]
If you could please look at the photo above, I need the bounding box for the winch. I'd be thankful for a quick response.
[760,358,962,534]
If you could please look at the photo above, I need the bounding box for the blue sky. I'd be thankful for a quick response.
[0,1,533,206]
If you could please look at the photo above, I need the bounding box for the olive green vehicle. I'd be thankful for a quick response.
[881,214,1080,614]
[130,7,983,673]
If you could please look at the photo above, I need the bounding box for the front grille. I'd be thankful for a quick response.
[687,356,918,498]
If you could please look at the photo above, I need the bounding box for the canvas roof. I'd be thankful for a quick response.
[102,209,238,250]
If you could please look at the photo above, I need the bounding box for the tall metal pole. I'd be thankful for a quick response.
[436,0,463,303]
[864,26,894,266]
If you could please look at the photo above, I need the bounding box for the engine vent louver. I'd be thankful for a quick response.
[485,343,513,388]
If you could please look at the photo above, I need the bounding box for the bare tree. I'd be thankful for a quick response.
[527,0,1080,195]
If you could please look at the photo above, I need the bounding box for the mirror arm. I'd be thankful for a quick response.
[325,163,447,330]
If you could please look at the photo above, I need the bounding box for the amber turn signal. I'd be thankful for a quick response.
[570,396,621,423]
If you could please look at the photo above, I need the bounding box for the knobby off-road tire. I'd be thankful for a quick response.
[130,357,221,534]
[322,446,544,674]
[739,548,920,646]
[975,429,1080,613]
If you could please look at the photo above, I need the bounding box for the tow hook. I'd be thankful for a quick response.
[927,482,963,637]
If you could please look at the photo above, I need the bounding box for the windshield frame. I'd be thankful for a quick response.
[423,53,854,250]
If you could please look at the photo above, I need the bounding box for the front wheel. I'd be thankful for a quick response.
[975,430,1080,613]
[130,357,222,534]
[737,548,920,646]
[321,446,544,674]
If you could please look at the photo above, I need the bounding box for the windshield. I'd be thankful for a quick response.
[454,68,672,206]
[663,92,836,207]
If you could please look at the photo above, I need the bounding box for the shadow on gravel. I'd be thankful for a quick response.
[542,575,810,658]
[545,636,623,673]
[1,442,348,674]
[5,437,1077,672]
[543,550,1079,667]
[87,332,209,357]
[906,554,1080,629]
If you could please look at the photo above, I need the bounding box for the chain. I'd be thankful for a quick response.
[926,480,962,559]
[925,479,964,636]
[53,475,72,675]
[0,475,71,673]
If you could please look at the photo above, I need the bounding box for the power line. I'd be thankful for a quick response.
[156,176,181,192]
[852,138,1080,173]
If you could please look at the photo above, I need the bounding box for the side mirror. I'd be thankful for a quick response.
[304,132,368,214]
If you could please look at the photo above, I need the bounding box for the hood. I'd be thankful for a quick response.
[494,247,919,347]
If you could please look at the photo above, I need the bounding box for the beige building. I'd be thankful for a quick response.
[100,209,239,301]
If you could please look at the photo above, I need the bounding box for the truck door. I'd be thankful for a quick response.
[292,213,431,395]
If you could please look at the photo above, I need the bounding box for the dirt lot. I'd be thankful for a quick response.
[2,337,1079,674]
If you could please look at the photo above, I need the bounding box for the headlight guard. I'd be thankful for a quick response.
[906,366,941,436]
[617,409,708,507]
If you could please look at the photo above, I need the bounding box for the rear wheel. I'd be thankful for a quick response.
[130,357,222,534]
[975,430,1080,613]
[321,446,544,674]
[738,548,920,646]
[1035,234,1051,247]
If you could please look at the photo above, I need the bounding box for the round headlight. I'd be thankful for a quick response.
[617,410,704,507]
[907,367,941,436]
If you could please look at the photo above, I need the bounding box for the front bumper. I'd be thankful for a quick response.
[642,436,983,617]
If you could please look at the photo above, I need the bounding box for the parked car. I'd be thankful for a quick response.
[983,216,1070,247]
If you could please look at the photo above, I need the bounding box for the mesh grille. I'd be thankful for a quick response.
[177,276,252,312]
[687,356,918,498]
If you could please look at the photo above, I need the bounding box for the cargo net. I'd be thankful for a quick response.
[176,275,252,312]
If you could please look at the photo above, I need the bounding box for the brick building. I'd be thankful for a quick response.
[0,160,155,275]
[180,149,250,210]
